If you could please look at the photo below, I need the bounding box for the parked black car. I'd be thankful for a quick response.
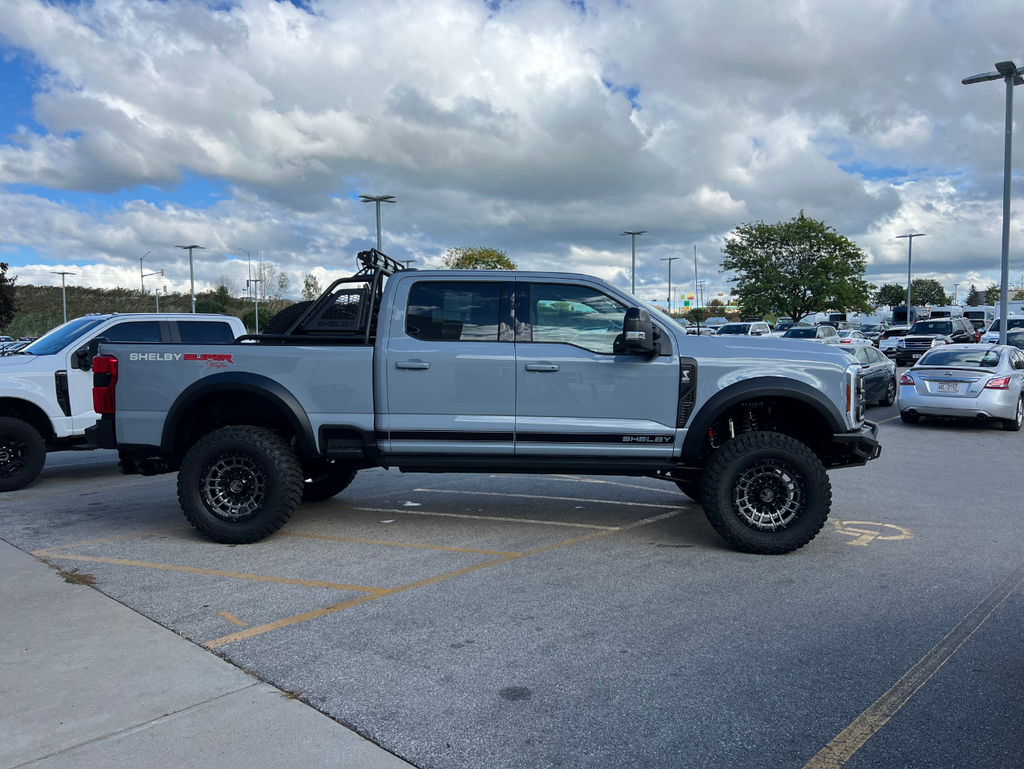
[895,318,976,366]
[851,345,897,406]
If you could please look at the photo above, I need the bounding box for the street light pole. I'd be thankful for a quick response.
[139,251,150,292]
[953,283,959,306]
[50,271,75,324]
[963,60,1023,344]
[693,245,700,333]
[895,233,925,325]
[621,230,646,294]
[359,194,396,251]
[238,247,260,331]
[175,245,205,313]
[661,256,680,314]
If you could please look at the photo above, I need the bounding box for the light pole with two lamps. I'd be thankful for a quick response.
[661,256,680,315]
[621,230,646,294]
[895,233,925,326]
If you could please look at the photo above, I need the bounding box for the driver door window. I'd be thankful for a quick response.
[531,284,625,354]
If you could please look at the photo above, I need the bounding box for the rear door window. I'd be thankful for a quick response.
[178,321,236,344]
[102,321,162,343]
[406,282,501,342]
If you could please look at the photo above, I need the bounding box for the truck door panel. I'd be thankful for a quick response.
[384,280,515,454]
[515,283,678,457]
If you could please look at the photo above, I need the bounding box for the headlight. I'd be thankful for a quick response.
[897,339,905,347]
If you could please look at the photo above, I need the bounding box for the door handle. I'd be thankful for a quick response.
[525,363,559,372]
[395,360,430,370]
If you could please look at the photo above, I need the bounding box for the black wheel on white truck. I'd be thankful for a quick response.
[177,426,304,544]
[0,417,46,492]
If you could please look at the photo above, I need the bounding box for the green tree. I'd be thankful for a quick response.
[0,262,16,332]
[720,212,873,323]
[966,284,982,306]
[442,246,517,270]
[910,278,947,306]
[985,284,1001,305]
[1014,290,1024,301]
[685,307,710,325]
[301,273,322,301]
[874,283,906,308]
[707,298,727,316]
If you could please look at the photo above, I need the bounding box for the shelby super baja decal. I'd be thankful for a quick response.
[129,352,234,369]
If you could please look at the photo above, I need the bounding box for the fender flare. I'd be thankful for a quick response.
[0,395,58,440]
[161,372,318,457]
[680,377,846,462]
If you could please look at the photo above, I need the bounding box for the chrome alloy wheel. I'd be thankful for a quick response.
[200,454,269,522]
[1016,397,1023,428]
[886,379,896,403]
[0,433,28,480]
[732,459,804,531]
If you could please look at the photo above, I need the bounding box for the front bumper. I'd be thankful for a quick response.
[826,420,881,469]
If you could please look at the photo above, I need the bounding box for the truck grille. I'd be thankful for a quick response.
[903,338,934,351]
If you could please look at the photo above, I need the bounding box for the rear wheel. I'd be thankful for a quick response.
[700,432,831,555]
[302,464,358,502]
[880,378,897,407]
[177,426,303,543]
[1001,396,1024,432]
[0,418,46,492]
[900,412,920,424]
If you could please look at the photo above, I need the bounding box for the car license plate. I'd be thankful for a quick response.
[937,383,959,393]
[912,353,921,358]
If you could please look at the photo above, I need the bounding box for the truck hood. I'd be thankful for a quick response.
[0,355,42,368]
[707,335,856,365]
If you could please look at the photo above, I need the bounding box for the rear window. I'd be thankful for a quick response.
[784,328,817,338]
[102,321,162,343]
[918,348,1002,368]
[987,318,1024,332]
[178,321,235,344]
[406,282,501,342]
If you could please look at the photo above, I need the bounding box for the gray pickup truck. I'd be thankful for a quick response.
[87,250,880,554]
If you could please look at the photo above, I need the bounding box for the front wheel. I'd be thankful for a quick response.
[1001,396,1024,432]
[879,378,897,407]
[700,432,832,555]
[177,426,303,543]
[0,418,46,492]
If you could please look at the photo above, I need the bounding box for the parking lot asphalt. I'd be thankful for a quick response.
[3,389,1023,769]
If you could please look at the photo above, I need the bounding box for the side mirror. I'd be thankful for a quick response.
[617,308,657,357]
[74,347,91,371]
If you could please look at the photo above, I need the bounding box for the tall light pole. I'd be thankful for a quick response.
[661,256,680,315]
[621,230,646,294]
[963,61,1023,344]
[50,271,75,324]
[895,233,925,325]
[953,282,959,306]
[175,245,205,313]
[139,251,150,291]
[359,194,396,251]
[693,245,700,332]
[400,259,417,269]
[238,247,260,331]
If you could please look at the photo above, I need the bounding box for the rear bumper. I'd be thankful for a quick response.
[826,420,881,469]
[84,416,116,450]
[898,388,1019,420]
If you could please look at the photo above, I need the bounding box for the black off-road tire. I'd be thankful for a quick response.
[1001,396,1024,432]
[262,301,313,335]
[699,431,832,555]
[302,465,358,503]
[673,478,702,503]
[0,417,46,492]
[900,411,920,424]
[177,426,303,544]
[880,378,897,407]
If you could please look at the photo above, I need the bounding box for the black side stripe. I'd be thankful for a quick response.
[390,431,514,442]
[517,433,674,444]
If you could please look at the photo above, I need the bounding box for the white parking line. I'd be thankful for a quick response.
[353,507,618,530]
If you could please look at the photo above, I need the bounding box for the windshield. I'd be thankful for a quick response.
[860,325,882,333]
[882,329,907,338]
[774,319,794,330]
[987,318,1024,333]
[910,321,952,335]
[20,317,108,356]
[785,328,818,338]
[919,348,1002,368]
[716,324,750,335]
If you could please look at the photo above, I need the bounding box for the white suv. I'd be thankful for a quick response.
[714,321,773,337]
[0,313,246,491]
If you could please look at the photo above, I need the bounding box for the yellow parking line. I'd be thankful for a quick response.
[9,476,171,502]
[412,489,681,509]
[875,415,901,424]
[353,506,618,530]
[218,611,247,627]
[803,557,1024,768]
[275,531,522,557]
[32,529,177,557]
[38,552,388,594]
[203,507,689,649]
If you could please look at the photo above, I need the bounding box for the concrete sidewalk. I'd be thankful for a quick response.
[0,539,412,769]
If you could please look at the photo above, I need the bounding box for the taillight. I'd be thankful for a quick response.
[985,376,1011,390]
[840,339,851,344]
[899,373,915,385]
[92,355,118,413]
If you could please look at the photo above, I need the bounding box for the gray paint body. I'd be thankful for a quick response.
[101,271,860,458]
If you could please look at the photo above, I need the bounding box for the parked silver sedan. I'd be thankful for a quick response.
[898,344,1024,430]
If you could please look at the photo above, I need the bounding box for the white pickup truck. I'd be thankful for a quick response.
[0,313,246,491]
